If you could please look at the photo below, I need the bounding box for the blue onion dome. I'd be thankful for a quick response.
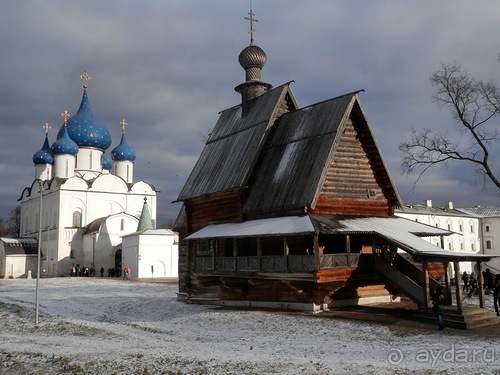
[33,136,54,165]
[111,133,136,162]
[58,90,112,150]
[101,153,113,170]
[51,125,79,155]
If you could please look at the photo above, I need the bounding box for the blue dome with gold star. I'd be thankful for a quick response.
[57,89,112,151]
[51,125,79,155]
[101,153,113,170]
[33,136,54,165]
[111,133,136,162]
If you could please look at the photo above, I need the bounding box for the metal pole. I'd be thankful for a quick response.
[35,180,43,325]
[46,225,50,277]
[92,234,96,277]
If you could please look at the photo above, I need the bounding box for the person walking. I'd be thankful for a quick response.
[494,274,500,317]
[431,287,445,330]
[461,271,469,292]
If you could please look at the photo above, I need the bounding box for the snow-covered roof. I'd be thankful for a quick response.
[0,237,38,255]
[396,204,475,217]
[185,215,496,262]
[0,237,38,246]
[456,206,500,218]
[185,215,314,239]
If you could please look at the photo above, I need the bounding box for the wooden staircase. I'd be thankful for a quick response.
[374,252,499,329]
[414,307,499,330]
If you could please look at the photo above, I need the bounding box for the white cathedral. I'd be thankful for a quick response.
[11,73,177,278]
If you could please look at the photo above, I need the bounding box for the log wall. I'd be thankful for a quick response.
[186,191,244,233]
[313,118,391,216]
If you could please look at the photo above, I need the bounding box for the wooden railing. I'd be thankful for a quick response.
[194,253,368,273]
[374,254,426,305]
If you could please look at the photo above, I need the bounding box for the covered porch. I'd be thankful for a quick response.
[185,214,498,325]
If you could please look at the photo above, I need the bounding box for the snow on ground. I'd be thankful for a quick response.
[0,278,499,375]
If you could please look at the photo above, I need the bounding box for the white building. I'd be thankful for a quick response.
[395,200,481,274]
[15,73,158,277]
[122,198,179,279]
[456,206,500,275]
[0,238,38,278]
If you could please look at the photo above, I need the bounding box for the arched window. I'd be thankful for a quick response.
[72,211,82,227]
[486,240,492,249]
[470,221,475,233]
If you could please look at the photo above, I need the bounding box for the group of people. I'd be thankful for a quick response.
[71,265,127,278]
[462,269,500,317]
[70,265,96,277]
[432,268,500,331]
[461,269,499,297]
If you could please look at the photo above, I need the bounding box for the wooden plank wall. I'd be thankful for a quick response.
[186,191,244,233]
[314,118,391,216]
[179,191,244,294]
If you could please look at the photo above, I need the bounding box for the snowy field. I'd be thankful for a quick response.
[0,278,499,375]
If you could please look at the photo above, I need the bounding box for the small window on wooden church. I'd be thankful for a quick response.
[366,189,376,198]
[72,211,82,227]
[196,240,213,257]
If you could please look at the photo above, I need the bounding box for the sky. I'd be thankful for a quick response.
[1,0,500,226]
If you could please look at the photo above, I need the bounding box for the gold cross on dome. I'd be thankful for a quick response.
[80,71,91,89]
[244,8,258,44]
[120,118,128,133]
[61,110,71,125]
[42,122,52,135]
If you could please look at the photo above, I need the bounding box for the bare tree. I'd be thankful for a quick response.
[0,217,9,237]
[399,61,500,189]
[8,206,21,238]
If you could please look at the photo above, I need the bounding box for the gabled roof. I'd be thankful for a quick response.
[243,92,401,214]
[176,83,298,201]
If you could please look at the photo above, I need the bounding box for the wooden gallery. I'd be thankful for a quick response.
[174,32,495,321]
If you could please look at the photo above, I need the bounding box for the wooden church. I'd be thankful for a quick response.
[174,13,497,320]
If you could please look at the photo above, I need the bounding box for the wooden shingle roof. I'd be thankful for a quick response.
[177,83,297,201]
[243,92,401,215]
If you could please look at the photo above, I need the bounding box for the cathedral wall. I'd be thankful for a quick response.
[114,160,134,183]
[53,155,76,178]
[75,148,103,173]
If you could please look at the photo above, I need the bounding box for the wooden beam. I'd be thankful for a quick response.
[476,261,485,308]
[423,261,430,307]
[453,261,463,312]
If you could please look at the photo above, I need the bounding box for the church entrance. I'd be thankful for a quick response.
[115,249,122,272]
